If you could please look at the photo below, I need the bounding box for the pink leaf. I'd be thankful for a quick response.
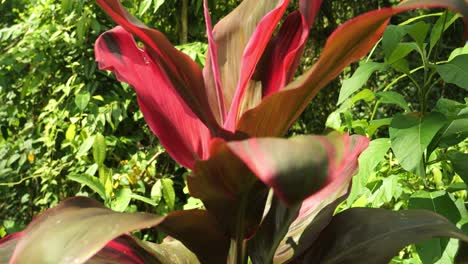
[95,26,211,169]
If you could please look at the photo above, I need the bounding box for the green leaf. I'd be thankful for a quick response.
[387,42,418,64]
[130,193,159,206]
[447,43,468,61]
[350,88,375,106]
[382,24,408,59]
[438,107,468,147]
[92,133,106,166]
[429,11,460,54]
[376,91,411,111]
[348,138,391,205]
[75,91,91,111]
[139,0,153,16]
[299,208,468,264]
[111,188,132,212]
[409,190,461,264]
[390,112,447,175]
[151,179,163,204]
[448,151,468,184]
[436,54,468,90]
[9,197,165,263]
[161,178,175,211]
[76,136,95,158]
[434,98,465,118]
[65,124,76,141]
[337,62,385,105]
[68,174,106,200]
[370,175,402,207]
[367,118,393,137]
[407,21,430,47]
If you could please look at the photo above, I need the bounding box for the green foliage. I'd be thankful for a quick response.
[334,10,468,263]
[0,0,209,236]
[1,0,467,263]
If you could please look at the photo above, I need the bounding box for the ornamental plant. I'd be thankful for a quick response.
[1,0,468,263]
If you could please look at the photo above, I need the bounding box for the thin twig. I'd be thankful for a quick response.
[139,150,164,179]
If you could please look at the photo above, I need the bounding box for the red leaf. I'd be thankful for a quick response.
[95,0,222,135]
[202,0,226,125]
[237,0,468,137]
[227,133,369,205]
[95,26,211,169]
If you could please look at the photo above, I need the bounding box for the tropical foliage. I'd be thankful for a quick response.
[1,0,468,263]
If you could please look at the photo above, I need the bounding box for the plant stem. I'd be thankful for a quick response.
[231,194,249,264]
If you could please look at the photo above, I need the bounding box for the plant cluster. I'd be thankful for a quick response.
[0,0,468,263]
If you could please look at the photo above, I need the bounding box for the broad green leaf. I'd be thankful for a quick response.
[153,0,165,13]
[367,118,393,137]
[376,91,411,111]
[348,138,391,205]
[390,112,447,175]
[350,88,376,106]
[436,54,468,90]
[77,136,95,158]
[429,11,460,54]
[9,197,165,263]
[409,190,461,264]
[438,107,468,147]
[407,21,430,46]
[448,151,468,184]
[337,62,385,105]
[434,98,465,118]
[370,175,402,207]
[161,178,175,211]
[382,24,408,59]
[92,133,106,166]
[139,0,153,16]
[387,42,418,64]
[68,174,106,200]
[298,208,468,264]
[447,43,468,61]
[111,188,132,212]
[75,91,90,111]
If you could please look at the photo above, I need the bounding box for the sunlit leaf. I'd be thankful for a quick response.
[9,197,165,263]
[390,112,447,175]
[337,62,386,105]
[436,54,468,90]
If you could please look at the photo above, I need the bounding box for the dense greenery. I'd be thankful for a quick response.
[1,0,467,262]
